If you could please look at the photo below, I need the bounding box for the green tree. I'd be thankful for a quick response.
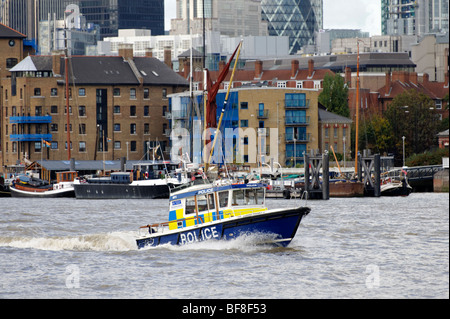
[360,115,394,154]
[384,89,439,164]
[319,73,350,118]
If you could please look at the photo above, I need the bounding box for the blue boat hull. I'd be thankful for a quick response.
[136,206,310,249]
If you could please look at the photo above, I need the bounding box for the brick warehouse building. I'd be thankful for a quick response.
[0,27,188,172]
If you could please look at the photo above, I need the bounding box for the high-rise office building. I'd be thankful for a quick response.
[0,0,165,42]
[69,0,165,38]
[261,0,323,54]
[0,0,66,40]
[171,0,268,37]
[382,0,449,36]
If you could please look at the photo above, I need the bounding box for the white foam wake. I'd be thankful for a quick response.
[0,231,138,252]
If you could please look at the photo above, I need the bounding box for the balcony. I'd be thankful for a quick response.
[257,110,269,119]
[285,99,310,109]
[286,133,311,143]
[10,134,53,142]
[285,116,310,126]
[10,116,52,124]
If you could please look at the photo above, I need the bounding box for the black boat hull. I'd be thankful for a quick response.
[74,184,170,199]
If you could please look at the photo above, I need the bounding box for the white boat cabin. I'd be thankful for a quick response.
[168,183,267,230]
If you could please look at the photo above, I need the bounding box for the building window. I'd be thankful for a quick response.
[130,124,137,134]
[35,142,42,152]
[277,81,287,88]
[79,105,86,117]
[51,124,58,132]
[144,88,150,99]
[285,93,306,107]
[34,88,41,96]
[114,141,121,150]
[130,105,136,116]
[130,141,137,152]
[325,127,329,138]
[240,120,248,127]
[162,88,167,99]
[114,105,121,114]
[79,88,86,97]
[79,124,86,135]
[51,142,58,150]
[114,124,121,132]
[334,127,338,138]
[114,88,120,96]
[144,105,150,116]
[35,106,42,116]
[79,142,86,152]
[241,102,248,109]
[144,123,150,135]
[51,105,58,114]
[51,88,58,96]
[130,88,136,99]
[6,58,18,69]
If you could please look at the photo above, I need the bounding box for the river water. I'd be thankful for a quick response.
[0,193,448,299]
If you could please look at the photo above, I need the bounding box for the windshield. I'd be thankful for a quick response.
[231,188,265,206]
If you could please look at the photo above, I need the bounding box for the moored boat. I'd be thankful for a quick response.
[136,182,310,249]
[380,170,412,196]
[73,162,191,199]
[9,171,77,198]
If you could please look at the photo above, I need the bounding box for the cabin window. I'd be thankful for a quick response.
[197,194,215,213]
[218,191,229,208]
[232,189,264,206]
[185,199,197,215]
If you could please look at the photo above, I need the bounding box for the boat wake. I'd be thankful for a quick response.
[0,231,296,253]
[0,231,138,252]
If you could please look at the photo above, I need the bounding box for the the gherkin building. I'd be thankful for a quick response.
[261,0,323,54]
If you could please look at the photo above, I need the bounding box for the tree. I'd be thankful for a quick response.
[384,89,439,164]
[319,73,350,118]
[360,115,394,154]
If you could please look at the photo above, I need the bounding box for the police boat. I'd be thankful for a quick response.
[136,182,310,249]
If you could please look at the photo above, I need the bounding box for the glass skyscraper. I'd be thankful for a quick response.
[70,0,165,38]
[382,0,449,36]
[261,0,323,54]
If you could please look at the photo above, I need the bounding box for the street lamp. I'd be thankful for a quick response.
[402,136,406,167]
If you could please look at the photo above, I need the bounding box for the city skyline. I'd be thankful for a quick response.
[165,0,382,36]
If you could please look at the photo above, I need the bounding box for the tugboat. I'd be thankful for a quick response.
[136,182,310,249]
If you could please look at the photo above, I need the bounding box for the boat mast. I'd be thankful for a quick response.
[207,41,243,167]
[64,9,72,160]
[354,40,361,177]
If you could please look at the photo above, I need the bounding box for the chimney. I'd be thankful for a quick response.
[52,50,63,75]
[423,73,429,85]
[145,48,153,57]
[385,72,391,94]
[445,72,449,87]
[164,47,172,69]
[183,60,190,79]
[255,60,263,79]
[345,67,352,87]
[291,60,299,78]
[410,72,418,85]
[308,59,314,77]
[118,43,134,60]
